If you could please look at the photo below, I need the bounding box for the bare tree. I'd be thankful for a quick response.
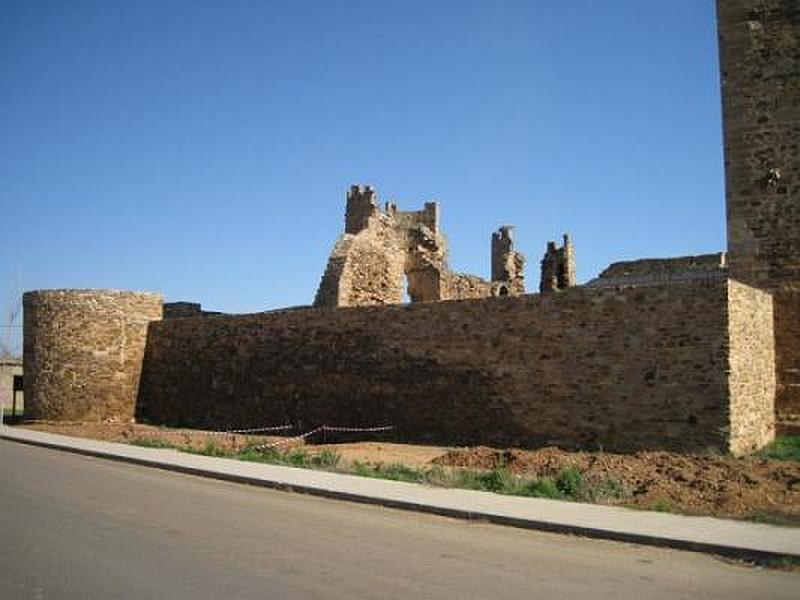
[1,281,23,359]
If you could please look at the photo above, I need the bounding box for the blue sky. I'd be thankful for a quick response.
[1,0,724,348]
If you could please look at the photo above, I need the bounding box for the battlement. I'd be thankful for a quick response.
[492,226,514,243]
[384,199,440,234]
[345,184,379,234]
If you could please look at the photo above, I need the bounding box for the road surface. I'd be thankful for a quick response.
[0,440,797,599]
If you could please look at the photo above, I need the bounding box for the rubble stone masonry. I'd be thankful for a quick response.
[138,280,773,454]
[717,0,800,431]
[23,290,163,421]
[727,280,776,454]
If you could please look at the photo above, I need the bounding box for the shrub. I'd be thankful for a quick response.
[555,466,584,498]
[519,477,561,499]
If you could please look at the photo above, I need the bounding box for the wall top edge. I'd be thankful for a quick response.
[23,289,163,299]
[153,278,733,324]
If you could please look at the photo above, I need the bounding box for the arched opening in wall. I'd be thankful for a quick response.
[402,274,411,303]
[498,285,509,296]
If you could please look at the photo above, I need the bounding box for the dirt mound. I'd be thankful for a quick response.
[434,446,800,521]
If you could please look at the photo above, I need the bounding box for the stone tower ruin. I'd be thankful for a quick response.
[539,234,576,293]
[491,226,526,295]
[314,185,527,307]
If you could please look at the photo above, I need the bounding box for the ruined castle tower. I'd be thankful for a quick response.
[539,234,576,292]
[717,0,800,431]
[315,185,526,307]
[491,226,526,295]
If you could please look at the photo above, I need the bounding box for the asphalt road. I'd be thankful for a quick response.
[1,440,798,599]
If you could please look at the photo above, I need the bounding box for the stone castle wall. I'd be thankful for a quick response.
[137,280,773,454]
[23,290,163,421]
[717,0,800,431]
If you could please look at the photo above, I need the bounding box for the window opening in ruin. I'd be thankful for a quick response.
[498,285,509,296]
[402,274,411,303]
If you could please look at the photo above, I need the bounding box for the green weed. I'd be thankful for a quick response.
[199,441,231,457]
[757,435,800,461]
[127,436,629,508]
[352,462,426,483]
[555,466,584,497]
[519,477,561,499]
[582,477,626,502]
[652,499,673,513]
[130,437,180,449]
[239,445,341,471]
[310,449,342,470]
[748,510,800,527]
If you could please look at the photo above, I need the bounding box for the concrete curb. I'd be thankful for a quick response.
[3,426,799,562]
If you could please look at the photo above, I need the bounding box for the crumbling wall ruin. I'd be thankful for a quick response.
[539,235,576,293]
[163,302,221,319]
[314,185,526,307]
[586,253,729,289]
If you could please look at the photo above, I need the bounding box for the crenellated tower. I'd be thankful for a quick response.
[345,184,380,234]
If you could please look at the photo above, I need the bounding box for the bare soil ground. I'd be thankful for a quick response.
[21,422,800,523]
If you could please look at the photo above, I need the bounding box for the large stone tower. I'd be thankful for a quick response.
[717,0,800,431]
[23,289,163,421]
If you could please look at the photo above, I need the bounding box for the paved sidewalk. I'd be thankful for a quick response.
[2,425,799,561]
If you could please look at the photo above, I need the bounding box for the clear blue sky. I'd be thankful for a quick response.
[1,0,724,345]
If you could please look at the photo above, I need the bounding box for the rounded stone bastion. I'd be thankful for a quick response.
[23,289,163,421]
